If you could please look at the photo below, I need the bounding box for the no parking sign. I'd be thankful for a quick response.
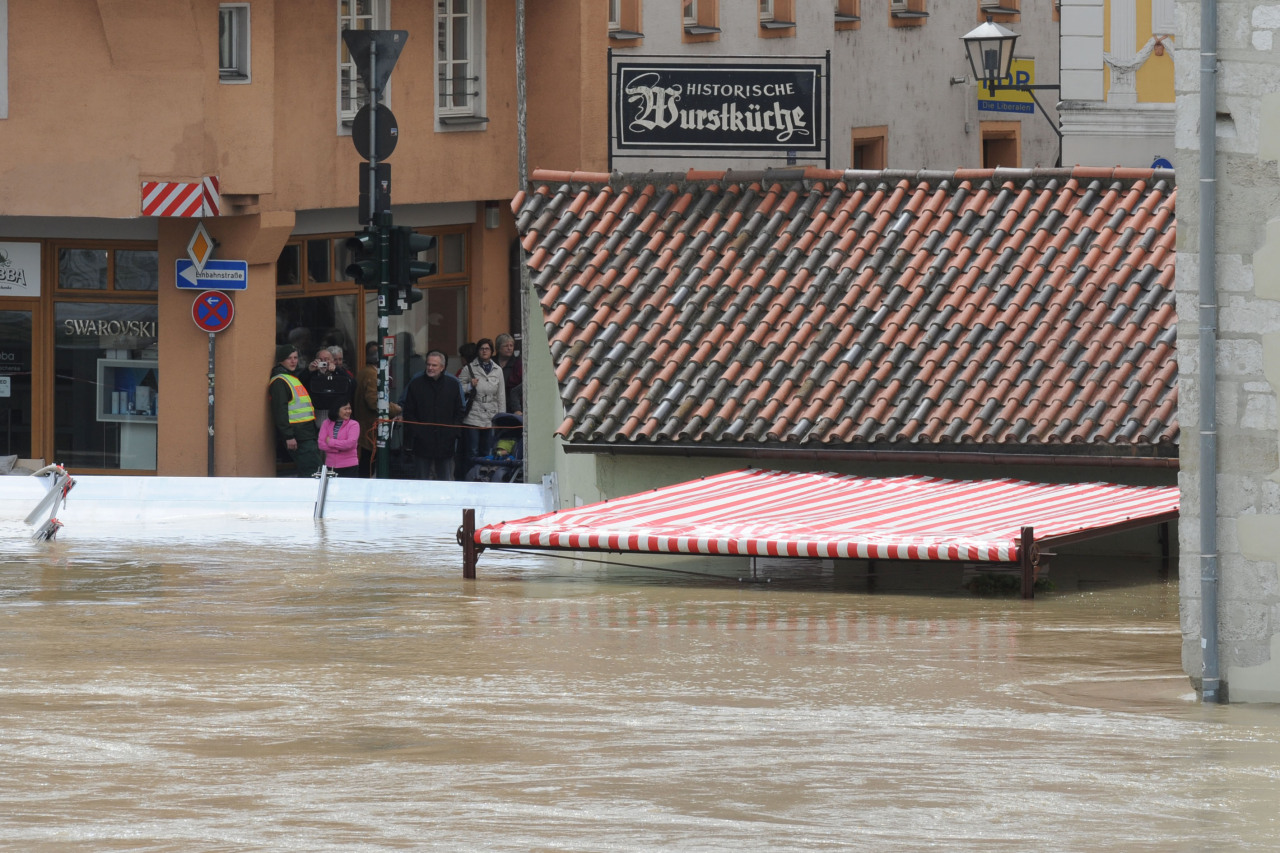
[192,290,234,333]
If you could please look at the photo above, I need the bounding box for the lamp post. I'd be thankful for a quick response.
[960,18,1062,166]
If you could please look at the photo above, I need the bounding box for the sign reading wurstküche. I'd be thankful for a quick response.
[614,61,823,154]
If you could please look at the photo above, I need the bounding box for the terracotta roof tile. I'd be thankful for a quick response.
[520,167,1177,455]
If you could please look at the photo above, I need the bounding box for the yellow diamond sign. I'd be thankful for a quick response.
[187,222,215,272]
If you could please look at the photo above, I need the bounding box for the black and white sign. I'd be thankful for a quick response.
[614,60,824,154]
[0,241,41,296]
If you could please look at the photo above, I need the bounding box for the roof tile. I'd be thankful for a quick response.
[518,167,1177,455]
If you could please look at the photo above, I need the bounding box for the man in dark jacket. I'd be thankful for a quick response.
[401,350,465,480]
[304,347,353,415]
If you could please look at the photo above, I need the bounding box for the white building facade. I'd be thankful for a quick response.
[607,1,1061,172]
[1059,0,1176,167]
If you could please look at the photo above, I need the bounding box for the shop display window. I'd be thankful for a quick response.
[54,302,159,471]
[59,249,108,290]
[58,247,159,292]
[276,294,360,368]
[364,285,467,401]
[0,310,33,459]
[114,250,159,291]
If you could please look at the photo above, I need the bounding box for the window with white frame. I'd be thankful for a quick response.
[759,0,774,21]
[683,0,697,27]
[609,0,620,31]
[219,4,251,82]
[338,0,388,126]
[436,0,485,123]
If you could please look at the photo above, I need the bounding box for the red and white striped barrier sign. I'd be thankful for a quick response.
[141,176,221,217]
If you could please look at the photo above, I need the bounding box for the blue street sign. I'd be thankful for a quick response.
[176,258,249,290]
[192,290,235,333]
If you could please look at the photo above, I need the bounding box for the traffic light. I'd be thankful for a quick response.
[344,227,382,290]
[389,226,436,313]
[390,226,437,284]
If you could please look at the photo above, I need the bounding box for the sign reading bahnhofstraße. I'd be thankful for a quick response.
[614,60,824,154]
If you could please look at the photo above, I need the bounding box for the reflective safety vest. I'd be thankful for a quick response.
[270,374,315,423]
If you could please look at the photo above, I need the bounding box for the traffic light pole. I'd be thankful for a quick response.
[343,28,406,479]
[362,39,393,480]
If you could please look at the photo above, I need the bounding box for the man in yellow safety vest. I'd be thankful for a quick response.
[268,345,322,477]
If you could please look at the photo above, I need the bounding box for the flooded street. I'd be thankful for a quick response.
[2,518,1278,851]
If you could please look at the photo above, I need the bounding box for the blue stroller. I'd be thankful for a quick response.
[465,413,524,483]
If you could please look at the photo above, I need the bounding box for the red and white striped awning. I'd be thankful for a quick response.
[476,469,1179,562]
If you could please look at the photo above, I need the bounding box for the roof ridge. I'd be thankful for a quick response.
[529,166,1177,189]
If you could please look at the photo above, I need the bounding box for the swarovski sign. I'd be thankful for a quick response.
[613,60,825,155]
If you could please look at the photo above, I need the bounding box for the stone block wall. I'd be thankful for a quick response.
[1176,0,1280,701]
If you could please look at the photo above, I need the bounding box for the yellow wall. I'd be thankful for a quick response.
[1134,0,1174,104]
[1102,0,1175,105]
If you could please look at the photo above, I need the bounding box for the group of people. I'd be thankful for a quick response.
[268,333,523,481]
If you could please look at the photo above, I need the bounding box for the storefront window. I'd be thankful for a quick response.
[439,232,466,275]
[364,285,467,402]
[306,239,331,284]
[276,294,360,368]
[59,249,108,290]
[277,244,302,287]
[114,250,159,291]
[54,302,159,471]
[0,310,33,459]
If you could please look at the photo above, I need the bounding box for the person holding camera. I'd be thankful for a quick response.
[305,347,353,416]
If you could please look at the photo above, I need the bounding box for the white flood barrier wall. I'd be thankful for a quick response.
[0,475,553,533]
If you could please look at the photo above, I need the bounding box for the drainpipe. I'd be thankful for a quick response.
[515,0,530,481]
[1198,0,1221,703]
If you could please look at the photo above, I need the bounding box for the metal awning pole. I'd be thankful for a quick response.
[462,508,479,578]
[1019,526,1036,599]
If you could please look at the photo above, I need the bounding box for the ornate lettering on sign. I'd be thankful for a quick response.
[0,250,28,289]
[615,61,824,154]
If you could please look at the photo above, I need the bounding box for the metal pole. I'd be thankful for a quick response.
[606,46,613,173]
[1198,0,1222,703]
[1019,526,1035,600]
[517,0,528,187]
[462,508,478,578]
[207,331,215,477]
[516,0,530,482]
[365,38,393,480]
[825,49,831,170]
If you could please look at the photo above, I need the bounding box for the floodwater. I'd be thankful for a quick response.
[1,518,1278,852]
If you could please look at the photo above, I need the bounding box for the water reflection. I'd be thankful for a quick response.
[0,518,1276,851]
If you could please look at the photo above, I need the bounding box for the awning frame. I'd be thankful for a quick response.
[461,470,1179,599]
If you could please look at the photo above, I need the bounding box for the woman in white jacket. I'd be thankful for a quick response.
[461,338,507,462]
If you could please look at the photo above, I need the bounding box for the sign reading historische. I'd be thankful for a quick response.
[613,60,824,155]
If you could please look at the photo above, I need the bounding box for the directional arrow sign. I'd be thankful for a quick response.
[192,290,234,333]
[176,258,249,290]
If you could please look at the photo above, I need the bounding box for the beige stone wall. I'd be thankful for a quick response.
[1176,0,1280,702]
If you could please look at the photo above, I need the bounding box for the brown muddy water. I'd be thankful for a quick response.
[1,517,1278,852]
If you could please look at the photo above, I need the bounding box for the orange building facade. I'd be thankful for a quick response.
[0,0,605,476]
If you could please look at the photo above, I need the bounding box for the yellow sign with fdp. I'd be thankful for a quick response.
[978,58,1035,114]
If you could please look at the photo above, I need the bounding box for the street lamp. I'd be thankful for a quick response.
[960,18,1061,165]
[961,19,1019,95]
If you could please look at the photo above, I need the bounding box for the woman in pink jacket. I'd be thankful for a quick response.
[318,402,361,477]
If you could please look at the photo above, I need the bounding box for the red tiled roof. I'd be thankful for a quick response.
[515,167,1177,456]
